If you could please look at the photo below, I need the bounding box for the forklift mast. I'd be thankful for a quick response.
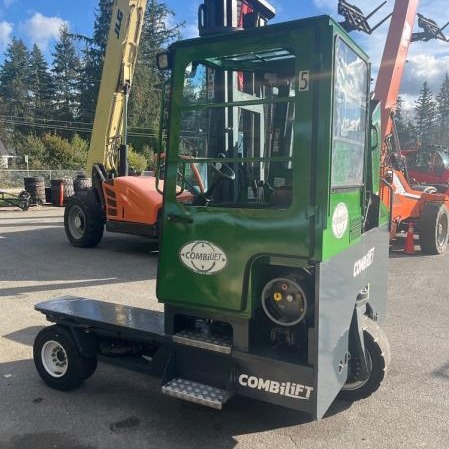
[198,0,275,35]
[86,0,147,175]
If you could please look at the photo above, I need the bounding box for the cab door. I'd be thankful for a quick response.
[157,31,318,315]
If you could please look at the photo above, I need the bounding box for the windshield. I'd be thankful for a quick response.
[332,38,368,188]
[175,47,296,208]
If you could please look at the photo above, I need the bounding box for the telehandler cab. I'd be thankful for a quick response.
[34,0,390,420]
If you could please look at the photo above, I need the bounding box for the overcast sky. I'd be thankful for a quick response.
[0,0,448,109]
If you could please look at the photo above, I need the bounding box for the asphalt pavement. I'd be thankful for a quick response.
[0,206,448,449]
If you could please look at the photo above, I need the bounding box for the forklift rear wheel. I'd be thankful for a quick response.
[419,203,449,254]
[34,325,97,391]
[339,317,390,402]
[64,191,104,248]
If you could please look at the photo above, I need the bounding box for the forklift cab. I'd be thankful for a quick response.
[158,17,385,309]
[157,17,389,418]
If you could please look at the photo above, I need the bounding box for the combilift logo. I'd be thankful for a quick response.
[239,374,314,400]
[179,240,228,275]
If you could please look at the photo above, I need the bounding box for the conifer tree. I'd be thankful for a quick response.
[395,97,416,148]
[128,0,183,148]
[414,81,436,146]
[78,0,113,124]
[51,26,82,131]
[0,38,31,120]
[28,44,54,125]
[436,72,449,146]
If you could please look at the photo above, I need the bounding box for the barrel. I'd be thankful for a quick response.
[50,178,74,206]
[23,176,45,205]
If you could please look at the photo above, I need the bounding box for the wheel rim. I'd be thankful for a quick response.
[437,213,448,248]
[68,205,86,240]
[342,350,373,391]
[41,340,69,378]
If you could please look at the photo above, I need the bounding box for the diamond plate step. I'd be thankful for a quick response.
[172,330,232,354]
[161,378,227,409]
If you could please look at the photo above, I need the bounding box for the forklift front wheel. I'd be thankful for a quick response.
[64,191,104,248]
[33,325,97,391]
[339,317,390,402]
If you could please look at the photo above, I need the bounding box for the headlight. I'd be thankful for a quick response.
[261,276,308,326]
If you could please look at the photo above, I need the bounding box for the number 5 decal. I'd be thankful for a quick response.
[298,71,310,91]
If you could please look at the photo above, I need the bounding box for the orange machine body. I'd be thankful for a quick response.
[375,0,449,230]
[102,176,194,225]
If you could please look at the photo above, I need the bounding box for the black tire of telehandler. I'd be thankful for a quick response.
[64,190,104,248]
[419,203,449,255]
[339,316,391,402]
[33,325,98,391]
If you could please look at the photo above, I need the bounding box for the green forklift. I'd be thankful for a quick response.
[33,0,390,420]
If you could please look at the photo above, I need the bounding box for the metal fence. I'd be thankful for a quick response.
[0,169,82,189]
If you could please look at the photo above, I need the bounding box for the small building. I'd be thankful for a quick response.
[0,140,16,168]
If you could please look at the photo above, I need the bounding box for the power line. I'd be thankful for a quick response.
[0,115,159,137]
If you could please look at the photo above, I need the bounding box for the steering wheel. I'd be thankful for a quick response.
[192,160,236,206]
[209,161,236,181]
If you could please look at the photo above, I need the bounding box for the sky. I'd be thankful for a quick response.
[0,0,449,109]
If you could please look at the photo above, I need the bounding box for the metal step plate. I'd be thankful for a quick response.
[162,378,227,410]
[172,330,232,354]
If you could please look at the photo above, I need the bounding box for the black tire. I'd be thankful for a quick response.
[62,178,75,198]
[33,325,98,391]
[64,189,104,248]
[73,177,92,192]
[419,203,449,254]
[24,176,44,183]
[339,316,391,401]
[24,177,46,205]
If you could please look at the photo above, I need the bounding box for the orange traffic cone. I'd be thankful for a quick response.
[404,221,415,254]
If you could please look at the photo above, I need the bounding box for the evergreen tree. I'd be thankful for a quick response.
[414,81,436,146]
[0,38,31,121]
[128,0,184,149]
[51,26,82,131]
[395,97,416,147]
[79,0,113,124]
[436,72,449,146]
[28,44,54,125]
[395,97,407,143]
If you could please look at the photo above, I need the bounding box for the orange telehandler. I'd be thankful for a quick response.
[339,0,449,254]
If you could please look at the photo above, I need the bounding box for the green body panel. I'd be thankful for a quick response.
[157,16,377,316]
[369,102,389,228]
[322,189,363,261]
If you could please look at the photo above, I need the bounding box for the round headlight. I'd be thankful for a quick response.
[261,277,308,326]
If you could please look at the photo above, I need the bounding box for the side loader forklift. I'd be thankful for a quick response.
[33,0,391,420]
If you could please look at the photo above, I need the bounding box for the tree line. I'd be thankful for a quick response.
[0,0,182,172]
[396,74,449,149]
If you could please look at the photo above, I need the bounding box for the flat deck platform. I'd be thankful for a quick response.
[35,296,167,342]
